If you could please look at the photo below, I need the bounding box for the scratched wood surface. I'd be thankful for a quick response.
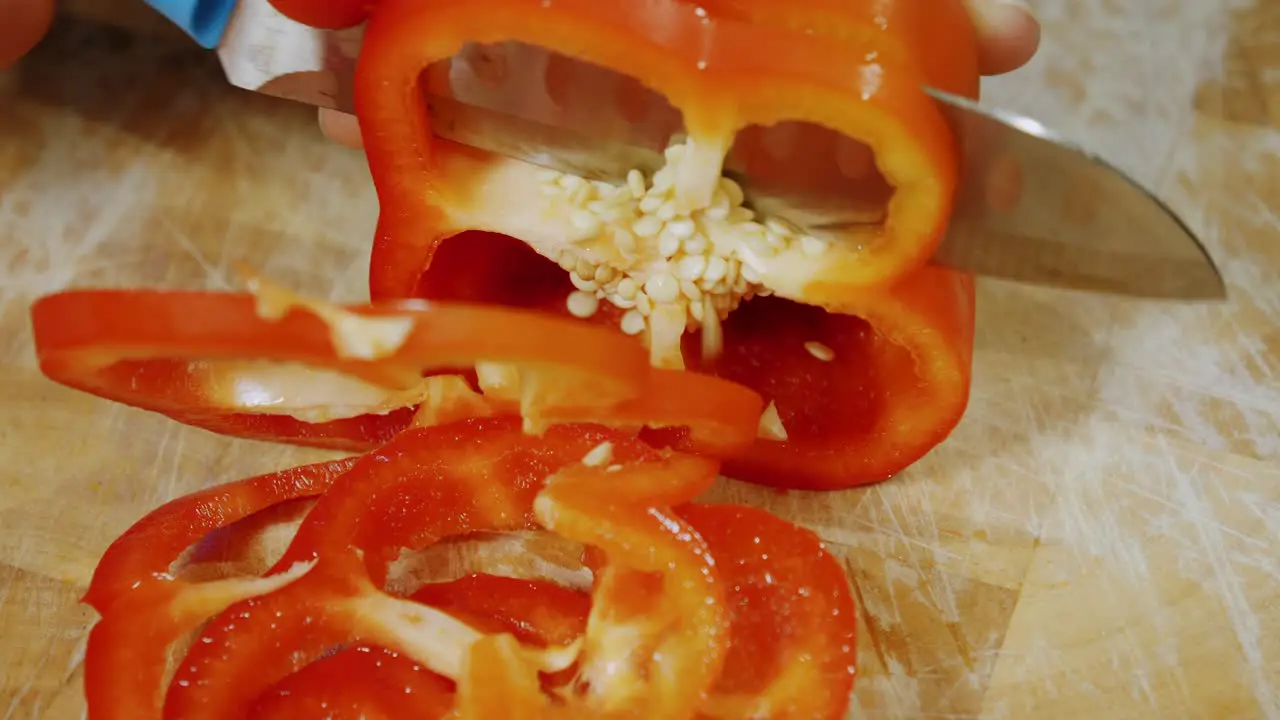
[1,0,1278,717]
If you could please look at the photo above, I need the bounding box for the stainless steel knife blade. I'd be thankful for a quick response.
[925,88,1225,300]
[216,0,1226,301]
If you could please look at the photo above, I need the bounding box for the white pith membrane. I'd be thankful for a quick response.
[446,135,847,373]
[435,126,896,442]
[202,277,623,431]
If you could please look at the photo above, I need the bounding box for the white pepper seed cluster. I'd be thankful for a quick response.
[536,139,831,369]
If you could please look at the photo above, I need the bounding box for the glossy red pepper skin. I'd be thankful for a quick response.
[679,504,858,718]
[31,288,763,458]
[75,413,861,718]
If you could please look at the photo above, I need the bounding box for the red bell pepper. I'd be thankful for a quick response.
[263,0,978,489]
[344,0,963,297]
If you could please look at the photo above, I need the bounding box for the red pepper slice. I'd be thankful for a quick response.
[678,504,858,719]
[85,562,317,720]
[162,551,493,720]
[247,575,590,720]
[526,454,727,718]
[30,286,762,456]
[163,420,722,718]
[83,458,357,613]
[269,417,666,583]
[248,645,456,720]
[81,459,358,720]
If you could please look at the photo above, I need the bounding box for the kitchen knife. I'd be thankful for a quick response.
[154,0,1228,301]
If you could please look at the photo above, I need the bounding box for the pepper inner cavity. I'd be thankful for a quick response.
[425,42,891,371]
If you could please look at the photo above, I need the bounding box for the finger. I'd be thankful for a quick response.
[0,0,56,68]
[965,0,1042,76]
[318,108,364,148]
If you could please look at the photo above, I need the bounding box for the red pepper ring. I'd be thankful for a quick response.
[677,504,858,719]
[520,454,727,717]
[248,575,594,720]
[30,288,763,456]
[83,457,358,614]
[163,551,573,720]
[269,418,668,585]
[84,561,317,720]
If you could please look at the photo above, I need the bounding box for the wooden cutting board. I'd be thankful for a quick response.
[2,1,1277,717]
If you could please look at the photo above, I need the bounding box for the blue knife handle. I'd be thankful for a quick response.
[142,0,237,49]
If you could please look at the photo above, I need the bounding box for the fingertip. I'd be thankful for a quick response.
[318,108,364,149]
[0,0,56,68]
[966,0,1042,76]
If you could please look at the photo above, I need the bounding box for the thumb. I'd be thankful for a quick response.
[964,0,1041,76]
[0,0,56,68]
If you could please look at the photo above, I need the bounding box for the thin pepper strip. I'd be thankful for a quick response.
[83,458,357,612]
[248,645,456,720]
[678,504,858,719]
[249,575,592,719]
[30,286,763,457]
[84,562,317,720]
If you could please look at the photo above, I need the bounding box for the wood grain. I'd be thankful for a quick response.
[1,1,1277,717]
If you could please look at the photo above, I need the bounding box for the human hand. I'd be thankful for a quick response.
[317,0,1040,148]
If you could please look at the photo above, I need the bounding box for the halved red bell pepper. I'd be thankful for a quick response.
[272,0,978,488]
[350,0,962,300]
[30,285,763,456]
